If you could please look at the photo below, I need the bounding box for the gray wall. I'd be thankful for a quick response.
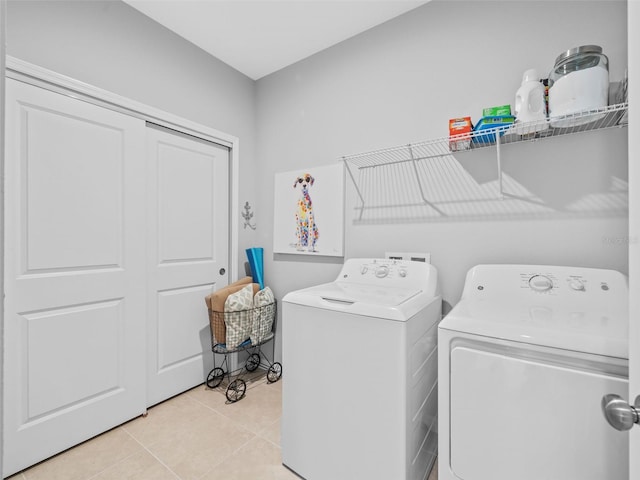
[5,0,260,278]
[255,0,629,328]
[6,0,629,363]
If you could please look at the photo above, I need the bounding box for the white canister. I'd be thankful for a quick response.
[548,45,609,127]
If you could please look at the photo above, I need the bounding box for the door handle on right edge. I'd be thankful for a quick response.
[602,394,640,431]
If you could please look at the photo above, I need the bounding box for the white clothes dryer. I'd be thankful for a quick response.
[282,258,442,480]
[438,264,629,480]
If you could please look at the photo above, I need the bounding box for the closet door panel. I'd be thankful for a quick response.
[23,300,123,417]
[157,142,216,262]
[23,107,122,270]
[157,285,213,370]
[147,125,229,406]
[3,79,147,477]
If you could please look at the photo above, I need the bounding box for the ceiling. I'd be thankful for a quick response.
[122,0,430,80]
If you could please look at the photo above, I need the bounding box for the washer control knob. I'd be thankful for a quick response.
[360,265,368,275]
[375,265,389,278]
[569,278,585,291]
[529,275,553,292]
[398,268,407,278]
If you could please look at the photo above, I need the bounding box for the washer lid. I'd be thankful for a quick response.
[439,297,628,359]
[282,281,429,321]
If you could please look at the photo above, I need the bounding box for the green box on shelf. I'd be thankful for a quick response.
[482,105,512,117]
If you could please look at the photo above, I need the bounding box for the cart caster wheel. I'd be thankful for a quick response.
[246,353,261,372]
[226,379,247,403]
[267,362,282,383]
[206,367,225,389]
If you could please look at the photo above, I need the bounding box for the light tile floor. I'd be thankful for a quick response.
[7,372,438,480]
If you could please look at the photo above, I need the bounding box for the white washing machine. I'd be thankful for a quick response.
[438,264,629,480]
[282,258,442,480]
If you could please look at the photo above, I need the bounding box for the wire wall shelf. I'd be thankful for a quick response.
[341,103,628,223]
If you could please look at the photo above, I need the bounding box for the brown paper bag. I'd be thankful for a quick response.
[205,277,258,344]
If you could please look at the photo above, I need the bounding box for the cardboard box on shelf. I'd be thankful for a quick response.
[482,105,512,117]
[449,117,473,151]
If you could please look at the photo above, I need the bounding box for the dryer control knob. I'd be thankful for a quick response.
[569,278,585,291]
[375,265,389,278]
[529,275,553,292]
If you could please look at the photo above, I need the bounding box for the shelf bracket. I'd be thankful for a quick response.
[495,128,504,199]
[343,158,366,220]
[409,145,446,216]
[408,145,428,204]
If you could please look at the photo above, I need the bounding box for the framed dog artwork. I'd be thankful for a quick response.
[273,163,344,256]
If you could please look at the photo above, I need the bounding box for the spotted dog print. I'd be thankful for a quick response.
[293,173,319,252]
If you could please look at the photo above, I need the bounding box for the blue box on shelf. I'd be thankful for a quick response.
[472,115,516,144]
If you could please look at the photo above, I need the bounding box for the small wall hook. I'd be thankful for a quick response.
[242,201,256,230]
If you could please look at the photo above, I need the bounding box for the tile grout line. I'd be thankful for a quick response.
[187,381,270,428]
[187,389,259,480]
[259,432,282,450]
[256,418,284,452]
[137,444,182,480]
[81,427,142,480]
[186,386,248,430]
[156,385,264,480]
[120,416,190,480]
[194,432,259,480]
[187,382,283,480]
[83,425,182,480]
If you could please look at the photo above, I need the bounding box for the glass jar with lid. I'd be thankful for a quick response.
[548,45,609,126]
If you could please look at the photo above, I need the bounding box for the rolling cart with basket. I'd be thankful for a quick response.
[205,292,282,403]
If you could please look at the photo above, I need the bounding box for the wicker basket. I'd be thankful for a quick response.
[208,302,276,350]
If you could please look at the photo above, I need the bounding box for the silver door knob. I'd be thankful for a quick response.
[601,394,640,431]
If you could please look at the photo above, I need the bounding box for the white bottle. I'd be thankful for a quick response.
[514,68,548,132]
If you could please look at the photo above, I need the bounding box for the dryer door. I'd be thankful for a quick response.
[449,345,628,480]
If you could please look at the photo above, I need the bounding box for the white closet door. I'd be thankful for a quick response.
[146,125,229,406]
[3,79,147,477]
